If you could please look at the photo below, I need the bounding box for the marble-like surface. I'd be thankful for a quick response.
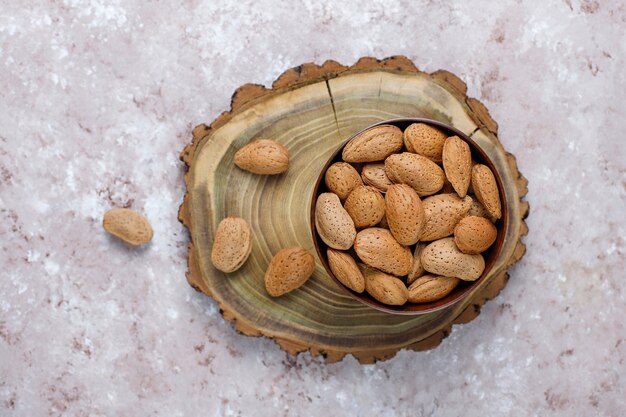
[1,0,625,415]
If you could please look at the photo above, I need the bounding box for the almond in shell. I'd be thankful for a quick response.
[454,216,497,254]
[385,152,445,197]
[421,237,485,281]
[353,228,413,276]
[420,193,472,241]
[467,198,495,222]
[210,217,252,273]
[362,267,409,306]
[264,247,315,297]
[385,184,425,246]
[234,139,289,175]
[471,164,502,220]
[407,243,427,285]
[103,208,153,246]
[344,186,386,228]
[361,163,393,193]
[315,193,357,250]
[342,125,403,163]
[403,123,448,162]
[408,275,460,303]
[327,249,365,293]
[442,136,472,197]
[324,162,363,201]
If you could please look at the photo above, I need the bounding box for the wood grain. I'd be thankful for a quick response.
[179,56,529,363]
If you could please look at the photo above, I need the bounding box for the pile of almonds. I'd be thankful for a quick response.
[315,123,502,306]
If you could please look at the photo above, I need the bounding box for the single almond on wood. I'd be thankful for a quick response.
[408,275,460,303]
[327,249,365,293]
[234,139,289,175]
[103,208,153,246]
[361,163,393,193]
[385,152,445,197]
[264,247,315,297]
[344,186,386,228]
[471,164,502,220]
[442,136,472,197]
[362,267,409,306]
[407,243,427,285]
[385,184,425,246]
[315,192,357,250]
[467,198,495,223]
[454,216,497,254]
[210,217,252,273]
[324,162,363,201]
[353,228,413,276]
[420,193,473,241]
[421,237,485,281]
[403,123,448,162]
[342,125,403,163]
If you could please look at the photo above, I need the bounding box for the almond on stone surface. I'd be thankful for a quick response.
[103,208,153,246]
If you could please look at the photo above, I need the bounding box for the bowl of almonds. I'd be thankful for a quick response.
[310,118,507,315]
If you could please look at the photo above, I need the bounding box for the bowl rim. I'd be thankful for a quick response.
[309,117,509,315]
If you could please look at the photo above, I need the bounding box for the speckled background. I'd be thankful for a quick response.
[1,0,625,416]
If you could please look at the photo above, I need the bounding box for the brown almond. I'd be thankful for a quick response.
[344,186,386,228]
[454,216,497,254]
[327,249,365,293]
[264,247,315,297]
[210,217,252,273]
[407,243,427,285]
[362,267,409,306]
[315,193,357,250]
[441,178,456,194]
[385,152,445,197]
[234,139,289,175]
[385,184,425,246]
[324,162,363,201]
[467,198,496,222]
[420,193,472,241]
[342,125,403,163]
[442,136,472,197]
[421,237,485,281]
[408,275,460,303]
[353,228,413,276]
[361,163,393,193]
[471,164,502,220]
[103,208,153,246]
[403,123,448,162]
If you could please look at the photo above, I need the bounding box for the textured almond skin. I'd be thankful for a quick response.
[264,247,315,297]
[344,186,386,228]
[385,184,425,246]
[210,217,252,273]
[327,249,365,293]
[442,136,472,197]
[420,194,472,241]
[363,268,409,306]
[385,152,445,197]
[324,162,363,201]
[467,198,495,222]
[421,237,485,281]
[103,208,153,246]
[407,243,427,285]
[408,275,460,303]
[361,163,393,193]
[234,139,289,175]
[403,123,448,162]
[353,228,412,276]
[471,164,502,220]
[454,216,497,254]
[315,193,357,250]
[342,125,403,163]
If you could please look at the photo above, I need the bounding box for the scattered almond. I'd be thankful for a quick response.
[362,267,409,306]
[471,164,502,220]
[408,275,460,303]
[403,123,448,162]
[234,139,289,175]
[454,216,497,254]
[315,193,357,250]
[361,163,393,193]
[103,208,153,246]
[420,194,472,241]
[442,136,472,197]
[407,243,427,285]
[324,162,363,201]
[385,184,425,246]
[327,249,365,293]
[264,247,315,297]
[385,152,445,197]
[421,237,485,281]
[210,217,252,273]
[342,125,403,163]
[344,186,386,228]
[353,228,413,276]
